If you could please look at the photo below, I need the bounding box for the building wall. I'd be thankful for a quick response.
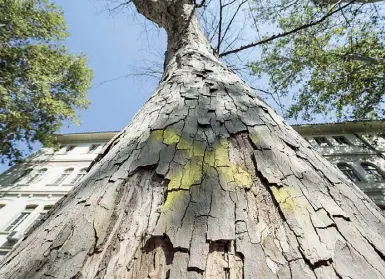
[1,124,385,261]
[301,132,385,208]
[0,142,106,261]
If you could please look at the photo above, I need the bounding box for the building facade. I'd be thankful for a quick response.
[295,120,385,208]
[0,132,116,260]
[0,121,384,260]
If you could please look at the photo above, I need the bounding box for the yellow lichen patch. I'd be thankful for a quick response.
[217,166,235,182]
[204,149,215,167]
[203,163,217,175]
[180,157,203,189]
[164,136,253,209]
[217,165,252,189]
[161,190,187,211]
[177,136,193,150]
[271,186,307,212]
[163,128,181,145]
[233,166,253,188]
[166,157,203,190]
[249,134,258,146]
[214,138,230,167]
[193,142,205,157]
[166,166,183,190]
[150,130,164,141]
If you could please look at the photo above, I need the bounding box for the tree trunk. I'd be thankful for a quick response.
[1,1,385,278]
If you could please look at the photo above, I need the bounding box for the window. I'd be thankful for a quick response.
[53,168,74,185]
[33,213,46,226]
[333,136,351,146]
[361,163,384,181]
[34,205,52,224]
[70,168,87,184]
[64,145,76,154]
[88,144,100,153]
[25,204,38,210]
[44,205,53,211]
[13,168,33,184]
[3,205,37,232]
[337,163,361,182]
[314,137,332,147]
[0,204,5,211]
[0,240,16,249]
[4,212,30,232]
[27,168,47,184]
[24,205,53,234]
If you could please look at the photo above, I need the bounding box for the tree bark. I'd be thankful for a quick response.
[1,1,385,278]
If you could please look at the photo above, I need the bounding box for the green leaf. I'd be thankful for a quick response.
[0,0,93,164]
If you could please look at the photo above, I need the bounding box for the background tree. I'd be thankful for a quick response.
[243,0,385,122]
[109,0,385,123]
[0,0,93,165]
[1,1,385,278]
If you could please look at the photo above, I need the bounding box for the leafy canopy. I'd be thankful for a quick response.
[0,0,93,164]
[248,0,385,122]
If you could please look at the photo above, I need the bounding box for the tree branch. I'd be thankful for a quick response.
[219,0,353,57]
[313,0,383,6]
[195,0,207,8]
[217,0,224,52]
[108,0,132,12]
[219,0,248,49]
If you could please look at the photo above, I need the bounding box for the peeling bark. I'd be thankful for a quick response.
[1,1,385,278]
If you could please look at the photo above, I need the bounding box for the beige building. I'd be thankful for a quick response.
[0,121,384,260]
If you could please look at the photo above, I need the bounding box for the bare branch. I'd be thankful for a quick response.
[217,0,224,52]
[313,0,383,5]
[94,65,163,89]
[222,0,238,8]
[219,0,354,57]
[219,0,248,48]
[253,87,287,115]
[195,0,207,8]
[344,53,384,64]
[107,0,132,12]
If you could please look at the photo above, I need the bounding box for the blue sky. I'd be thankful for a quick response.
[0,1,167,173]
[0,0,289,173]
[0,0,308,173]
[56,0,167,134]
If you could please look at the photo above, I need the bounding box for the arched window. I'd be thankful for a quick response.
[70,168,87,184]
[3,205,37,232]
[361,163,384,181]
[53,168,74,185]
[27,168,47,184]
[337,163,361,182]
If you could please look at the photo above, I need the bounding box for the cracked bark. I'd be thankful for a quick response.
[1,1,385,278]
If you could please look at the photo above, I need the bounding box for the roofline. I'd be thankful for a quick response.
[293,120,385,135]
[54,131,119,143]
[54,120,385,143]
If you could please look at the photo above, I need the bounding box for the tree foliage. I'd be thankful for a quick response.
[247,0,385,122]
[0,0,93,164]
